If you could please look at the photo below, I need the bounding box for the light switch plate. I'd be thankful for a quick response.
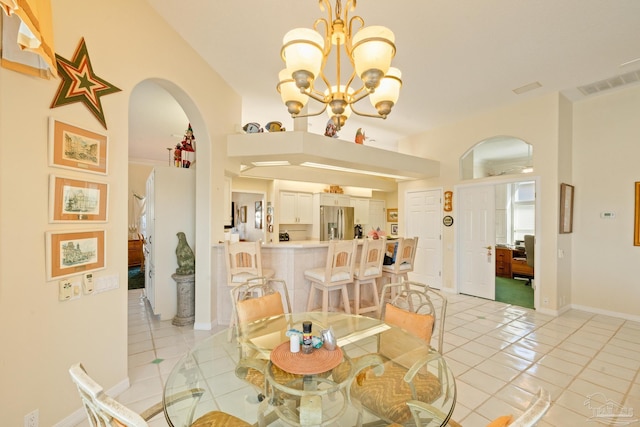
[82,273,94,294]
[59,280,73,301]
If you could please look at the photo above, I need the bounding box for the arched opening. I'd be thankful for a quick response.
[128,78,212,325]
[460,135,533,180]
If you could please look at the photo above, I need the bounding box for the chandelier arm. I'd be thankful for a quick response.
[318,0,332,22]
[349,101,387,119]
[303,88,329,104]
[349,86,371,104]
[291,103,329,119]
[346,15,364,55]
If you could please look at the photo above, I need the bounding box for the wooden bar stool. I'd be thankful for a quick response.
[352,237,386,315]
[305,239,357,313]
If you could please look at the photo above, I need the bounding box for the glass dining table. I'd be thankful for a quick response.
[163,312,456,427]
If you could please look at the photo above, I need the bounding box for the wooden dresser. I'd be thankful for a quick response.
[128,239,144,269]
[495,246,533,279]
[495,247,512,278]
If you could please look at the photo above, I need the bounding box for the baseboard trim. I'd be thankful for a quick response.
[54,377,130,426]
[570,303,640,323]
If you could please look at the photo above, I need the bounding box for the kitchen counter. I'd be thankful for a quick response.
[212,239,372,325]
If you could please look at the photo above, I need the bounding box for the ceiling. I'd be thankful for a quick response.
[130,0,640,164]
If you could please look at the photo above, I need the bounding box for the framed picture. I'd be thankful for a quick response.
[559,183,574,234]
[46,230,106,280]
[634,182,640,246]
[49,117,108,175]
[49,175,108,222]
[390,223,398,235]
[255,201,263,229]
[386,208,398,222]
[239,205,247,223]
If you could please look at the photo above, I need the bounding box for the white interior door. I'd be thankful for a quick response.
[457,185,496,300]
[406,189,442,288]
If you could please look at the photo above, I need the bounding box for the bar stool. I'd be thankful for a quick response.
[380,237,418,303]
[224,240,274,332]
[305,239,357,313]
[352,237,386,315]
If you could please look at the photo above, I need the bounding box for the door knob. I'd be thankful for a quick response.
[484,245,492,250]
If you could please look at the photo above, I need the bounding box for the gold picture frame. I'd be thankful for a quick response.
[49,117,108,175]
[559,183,574,234]
[46,230,106,280]
[634,182,640,246]
[49,175,108,222]
[386,208,398,222]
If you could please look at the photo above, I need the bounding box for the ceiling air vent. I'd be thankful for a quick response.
[578,69,640,96]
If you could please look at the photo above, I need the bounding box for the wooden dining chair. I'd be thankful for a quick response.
[69,363,250,427]
[380,237,418,296]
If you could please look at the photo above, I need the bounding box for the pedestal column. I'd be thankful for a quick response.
[171,273,195,326]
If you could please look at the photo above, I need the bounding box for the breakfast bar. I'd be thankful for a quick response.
[213,240,370,326]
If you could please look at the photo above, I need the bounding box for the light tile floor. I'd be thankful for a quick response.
[78,289,640,426]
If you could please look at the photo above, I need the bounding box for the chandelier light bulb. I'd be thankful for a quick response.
[369,67,402,116]
[277,68,309,115]
[351,26,396,90]
[282,28,324,90]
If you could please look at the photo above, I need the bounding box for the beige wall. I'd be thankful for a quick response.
[398,87,640,320]
[572,85,640,316]
[0,0,240,425]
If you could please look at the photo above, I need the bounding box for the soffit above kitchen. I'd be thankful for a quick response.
[227,131,440,191]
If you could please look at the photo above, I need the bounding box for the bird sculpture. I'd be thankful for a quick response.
[175,232,195,275]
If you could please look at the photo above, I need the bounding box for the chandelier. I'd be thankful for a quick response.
[277,0,402,130]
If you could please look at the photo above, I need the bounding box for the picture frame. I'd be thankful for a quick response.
[239,205,247,223]
[49,117,108,175]
[49,175,108,222]
[559,183,574,234]
[46,230,106,280]
[386,208,398,222]
[634,182,640,246]
[255,201,263,229]
[390,223,398,235]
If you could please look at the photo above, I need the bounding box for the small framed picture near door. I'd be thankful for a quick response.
[255,201,263,229]
[559,183,574,234]
[386,208,398,222]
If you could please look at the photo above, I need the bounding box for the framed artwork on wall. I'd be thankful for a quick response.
[386,208,398,222]
[390,223,398,235]
[559,183,574,234]
[48,117,108,175]
[46,230,106,280]
[49,175,108,222]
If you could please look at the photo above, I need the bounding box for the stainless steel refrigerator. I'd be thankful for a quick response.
[320,205,355,241]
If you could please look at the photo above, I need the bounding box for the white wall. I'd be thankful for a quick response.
[571,85,640,317]
[0,0,239,424]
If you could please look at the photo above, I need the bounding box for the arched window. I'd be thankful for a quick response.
[460,136,533,180]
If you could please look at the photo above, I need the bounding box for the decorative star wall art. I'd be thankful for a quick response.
[50,37,121,129]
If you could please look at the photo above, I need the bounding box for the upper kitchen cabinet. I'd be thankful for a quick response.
[350,197,370,225]
[318,193,350,207]
[280,191,313,224]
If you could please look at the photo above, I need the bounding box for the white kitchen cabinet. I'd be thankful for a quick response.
[368,199,386,232]
[350,197,370,225]
[144,166,195,320]
[280,191,313,224]
[317,193,351,207]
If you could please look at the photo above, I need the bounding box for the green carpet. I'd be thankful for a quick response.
[495,277,534,309]
[128,267,145,290]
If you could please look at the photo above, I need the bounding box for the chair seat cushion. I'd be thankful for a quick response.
[333,356,442,424]
[354,266,381,279]
[305,268,351,283]
[191,410,251,427]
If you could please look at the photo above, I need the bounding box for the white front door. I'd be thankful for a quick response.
[457,185,496,300]
[406,189,442,289]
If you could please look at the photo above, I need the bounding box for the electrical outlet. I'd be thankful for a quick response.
[24,409,38,427]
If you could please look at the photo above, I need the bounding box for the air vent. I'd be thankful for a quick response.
[578,69,640,96]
